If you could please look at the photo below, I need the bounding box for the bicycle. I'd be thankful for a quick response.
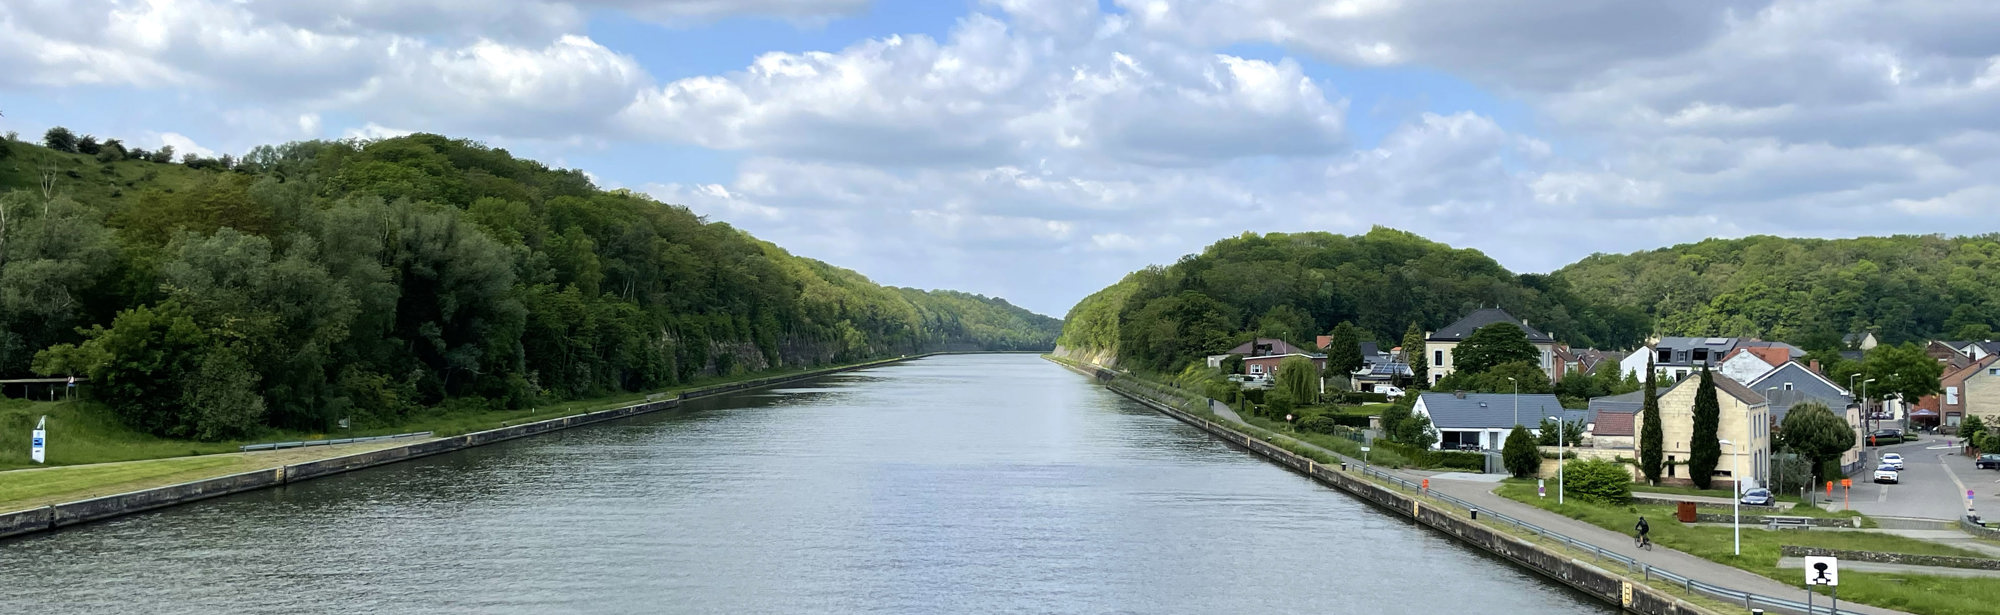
[1634,534,1653,551]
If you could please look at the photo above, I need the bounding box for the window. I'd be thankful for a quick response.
[1948,386,1959,405]
[1784,382,1794,390]
[1692,349,1708,363]
[1435,350,1445,366]
[1668,455,1676,477]
[1658,349,1672,363]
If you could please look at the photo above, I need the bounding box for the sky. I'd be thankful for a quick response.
[6,1,2000,318]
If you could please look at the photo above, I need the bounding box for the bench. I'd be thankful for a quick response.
[1766,516,1814,530]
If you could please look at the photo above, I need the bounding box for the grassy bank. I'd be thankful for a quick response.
[1495,481,1995,615]
[0,358,894,471]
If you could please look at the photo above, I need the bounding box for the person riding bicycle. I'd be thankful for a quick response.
[1634,516,1651,547]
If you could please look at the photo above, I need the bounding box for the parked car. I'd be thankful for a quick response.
[1881,452,1905,471]
[1378,385,1406,399]
[1869,429,1904,445]
[1977,454,2000,470]
[1739,488,1776,507]
[1873,465,1900,484]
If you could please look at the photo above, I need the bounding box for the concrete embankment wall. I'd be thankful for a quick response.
[1074,362,1714,615]
[0,354,932,541]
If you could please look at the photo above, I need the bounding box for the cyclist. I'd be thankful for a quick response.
[1634,516,1651,549]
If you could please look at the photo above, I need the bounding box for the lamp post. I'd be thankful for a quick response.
[1549,415,1565,504]
[1861,378,1876,435]
[1721,438,1740,555]
[1507,376,1519,427]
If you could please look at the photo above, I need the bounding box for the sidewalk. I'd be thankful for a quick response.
[1193,404,1912,615]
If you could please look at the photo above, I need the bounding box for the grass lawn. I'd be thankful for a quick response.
[1496,482,1995,615]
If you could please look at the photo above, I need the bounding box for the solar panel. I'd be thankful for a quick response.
[1705,337,1730,345]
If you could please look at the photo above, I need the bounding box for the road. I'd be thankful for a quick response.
[1843,435,1990,521]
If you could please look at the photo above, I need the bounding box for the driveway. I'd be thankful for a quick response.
[1843,435,1985,521]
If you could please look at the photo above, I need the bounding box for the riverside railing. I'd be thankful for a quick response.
[239,431,433,452]
[1354,464,1859,615]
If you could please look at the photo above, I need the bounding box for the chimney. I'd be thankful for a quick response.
[1809,359,1822,375]
[1454,390,1467,399]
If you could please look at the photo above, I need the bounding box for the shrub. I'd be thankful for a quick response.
[1503,425,1540,477]
[1562,459,1633,504]
[1297,412,1343,435]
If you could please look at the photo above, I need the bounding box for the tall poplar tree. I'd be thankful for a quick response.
[1403,322,1427,390]
[1640,359,1664,484]
[1689,367,1722,489]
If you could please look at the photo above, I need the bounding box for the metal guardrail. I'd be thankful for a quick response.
[238,431,433,452]
[1353,464,1859,615]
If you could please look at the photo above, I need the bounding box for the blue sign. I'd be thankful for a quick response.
[32,437,43,447]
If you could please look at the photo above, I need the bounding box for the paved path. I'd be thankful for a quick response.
[1208,399,1246,424]
[1190,403,1912,615]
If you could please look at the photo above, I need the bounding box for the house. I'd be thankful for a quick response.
[1639,373,1771,490]
[1716,346,1791,386]
[1412,391,1565,450]
[1618,337,1803,382]
[1955,356,2000,429]
[1240,353,1327,378]
[1423,308,1560,384]
[1745,361,1860,471]
[1924,341,1976,372]
[1222,338,1327,378]
[1315,338,1412,391]
[1569,348,1628,377]
[1584,390,1646,450]
[1843,331,1881,352]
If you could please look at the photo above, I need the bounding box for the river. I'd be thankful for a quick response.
[0,354,1613,614]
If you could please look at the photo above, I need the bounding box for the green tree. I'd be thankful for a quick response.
[1255,304,1315,348]
[75,135,101,155]
[1536,417,1584,446]
[1503,425,1540,478]
[1275,355,1319,404]
[1640,360,1664,484]
[1960,415,1988,451]
[1859,343,1944,408]
[1379,399,1435,447]
[42,126,77,153]
[1324,321,1365,382]
[1219,354,1244,375]
[1951,324,1996,341]
[1433,360,1552,394]
[1454,322,1538,375]
[66,302,212,438]
[1403,322,1427,389]
[1688,367,1722,489]
[1775,401,1856,489]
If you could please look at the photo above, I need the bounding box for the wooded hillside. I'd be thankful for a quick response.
[0,132,1058,440]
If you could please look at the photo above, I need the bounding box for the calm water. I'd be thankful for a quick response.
[0,355,1612,614]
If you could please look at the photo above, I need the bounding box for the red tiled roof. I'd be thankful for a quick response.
[1722,346,1789,368]
[1595,410,1636,436]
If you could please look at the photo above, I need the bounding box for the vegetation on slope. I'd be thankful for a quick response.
[0,130,1056,441]
[1058,228,1649,372]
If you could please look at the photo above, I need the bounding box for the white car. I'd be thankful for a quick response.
[1377,385,1406,399]
[1873,466,1900,484]
[1881,453,1904,471]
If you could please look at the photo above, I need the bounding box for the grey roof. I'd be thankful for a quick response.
[1228,338,1313,357]
[1428,308,1555,343]
[1664,372,1768,406]
[1654,336,1745,353]
[1356,362,1414,378]
[1586,389,1647,415]
[1748,362,1852,421]
[1417,392,1565,430]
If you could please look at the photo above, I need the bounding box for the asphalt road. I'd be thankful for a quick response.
[1843,435,1993,520]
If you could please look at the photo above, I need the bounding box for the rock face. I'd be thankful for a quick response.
[1052,345,1119,369]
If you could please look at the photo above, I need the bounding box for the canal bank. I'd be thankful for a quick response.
[1046,357,1718,615]
[0,353,948,541]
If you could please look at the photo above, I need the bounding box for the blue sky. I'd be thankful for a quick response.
[7,1,2000,317]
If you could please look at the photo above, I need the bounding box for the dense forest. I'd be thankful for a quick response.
[1550,234,2000,345]
[0,130,1059,440]
[1059,229,2000,375]
[1057,229,1650,373]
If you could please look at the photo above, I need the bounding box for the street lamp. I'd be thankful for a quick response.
[1861,378,1877,434]
[1507,376,1519,426]
[1549,415,1565,504]
[1720,438,1740,556]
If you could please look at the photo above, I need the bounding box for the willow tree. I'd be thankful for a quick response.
[1403,322,1427,389]
[1276,355,1319,405]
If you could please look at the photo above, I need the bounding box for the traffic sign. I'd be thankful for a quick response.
[1803,556,1839,586]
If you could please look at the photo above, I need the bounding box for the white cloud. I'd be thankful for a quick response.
[153,132,217,158]
[342,123,416,140]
